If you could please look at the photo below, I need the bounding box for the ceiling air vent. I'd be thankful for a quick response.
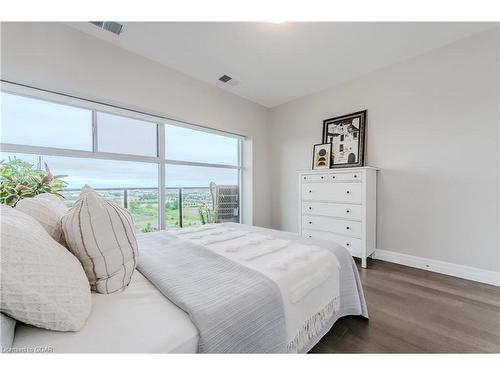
[218,75,232,83]
[89,21,124,36]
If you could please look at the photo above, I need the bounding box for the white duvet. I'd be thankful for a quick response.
[12,224,366,353]
[173,223,341,352]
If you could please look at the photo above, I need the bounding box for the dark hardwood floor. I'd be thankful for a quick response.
[310,258,500,353]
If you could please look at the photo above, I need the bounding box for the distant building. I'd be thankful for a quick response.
[327,118,359,164]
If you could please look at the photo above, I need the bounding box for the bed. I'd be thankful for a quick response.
[13,271,199,353]
[11,223,368,353]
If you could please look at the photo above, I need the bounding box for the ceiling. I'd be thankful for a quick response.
[68,22,496,108]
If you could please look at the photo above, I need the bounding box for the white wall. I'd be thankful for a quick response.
[0,22,271,227]
[269,30,500,272]
[2,23,499,274]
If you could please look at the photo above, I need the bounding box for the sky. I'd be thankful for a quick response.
[0,92,239,189]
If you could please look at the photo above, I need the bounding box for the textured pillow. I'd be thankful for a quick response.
[0,205,91,331]
[1,313,16,350]
[15,193,68,245]
[61,186,138,294]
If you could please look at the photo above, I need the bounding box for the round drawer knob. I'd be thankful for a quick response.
[308,235,312,238]
[346,243,350,247]
[346,226,350,230]
[309,206,312,210]
[303,177,307,180]
[308,221,312,224]
[346,190,350,194]
[354,175,357,178]
[346,210,350,213]
[332,176,336,179]
[321,176,324,179]
[309,190,312,193]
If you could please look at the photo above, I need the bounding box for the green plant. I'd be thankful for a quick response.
[140,222,156,233]
[198,203,217,225]
[0,157,68,207]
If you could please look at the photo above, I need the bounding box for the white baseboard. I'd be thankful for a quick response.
[372,249,500,287]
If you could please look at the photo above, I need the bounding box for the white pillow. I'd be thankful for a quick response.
[61,186,138,294]
[15,193,68,245]
[0,205,91,331]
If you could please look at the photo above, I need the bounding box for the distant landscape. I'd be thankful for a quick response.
[62,187,214,231]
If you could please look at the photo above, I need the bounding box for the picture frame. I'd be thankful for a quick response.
[311,143,332,170]
[322,110,367,168]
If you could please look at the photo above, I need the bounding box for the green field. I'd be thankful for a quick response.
[62,187,214,232]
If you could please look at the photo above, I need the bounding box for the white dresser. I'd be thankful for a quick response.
[299,167,378,268]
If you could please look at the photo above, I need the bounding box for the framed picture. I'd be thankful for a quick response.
[322,110,367,168]
[312,143,332,170]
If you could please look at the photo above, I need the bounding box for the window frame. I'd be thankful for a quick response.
[94,110,159,157]
[1,90,94,151]
[0,82,244,230]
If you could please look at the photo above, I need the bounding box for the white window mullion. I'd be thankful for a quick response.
[92,110,98,153]
[0,143,160,164]
[164,159,239,169]
[238,139,243,223]
[157,123,166,230]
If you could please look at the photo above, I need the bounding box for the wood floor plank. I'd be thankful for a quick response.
[310,259,500,353]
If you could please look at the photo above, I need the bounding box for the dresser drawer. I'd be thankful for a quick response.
[301,174,329,182]
[302,182,362,204]
[302,216,362,237]
[301,202,362,220]
[327,172,362,182]
[302,230,362,257]
[301,172,362,183]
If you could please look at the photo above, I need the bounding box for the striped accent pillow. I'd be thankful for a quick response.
[61,186,138,294]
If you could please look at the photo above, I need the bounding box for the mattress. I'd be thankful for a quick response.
[12,271,199,353]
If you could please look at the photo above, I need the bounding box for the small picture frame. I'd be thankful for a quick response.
[322,110,367,168]
[312,143,332,170]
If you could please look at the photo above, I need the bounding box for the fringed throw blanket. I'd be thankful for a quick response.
[138,223,345,353]
[137,232,287,353]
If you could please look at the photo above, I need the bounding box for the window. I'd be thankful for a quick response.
[1,92,92,150]
[49,156,159,233]
[165,123,240,228]
[1,87,242,231]
[97,112,157,156]
[339,144,344,152]
[340,134,345,142]
[0,151,40,166]
[0,152,158,233]
[166,165,239,227]
[165,124,239,166]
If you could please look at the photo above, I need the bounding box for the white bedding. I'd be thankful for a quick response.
[12,271,199,353]
[172,223,341,352]
[11,224,367,353]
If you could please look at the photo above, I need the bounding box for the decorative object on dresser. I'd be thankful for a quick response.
[299,167,377,268]
[322,110,367,168]
[311,143,332,170]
